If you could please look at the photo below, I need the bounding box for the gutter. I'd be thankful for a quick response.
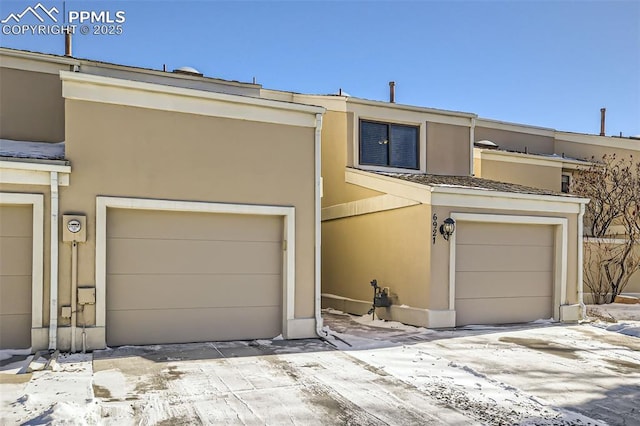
[314,113,325,338]
[48,172,59,349]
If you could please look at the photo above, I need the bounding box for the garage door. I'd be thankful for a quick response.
[106,209,283,346]
[455,222,554,326]
[0,205,32,349]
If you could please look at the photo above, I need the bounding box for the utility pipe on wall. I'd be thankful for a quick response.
[577,203,586,319]
[48,172,59,350]
[314,113,324,338]
[71,241,78,353]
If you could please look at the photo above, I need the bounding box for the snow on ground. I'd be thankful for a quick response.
[1,309,639,425]
[587,303,640,338]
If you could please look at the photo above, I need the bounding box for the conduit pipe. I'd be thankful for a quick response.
[578,203,587,319]
[314,113,325,339]
[71,241,78,353]
[48,172,59,350]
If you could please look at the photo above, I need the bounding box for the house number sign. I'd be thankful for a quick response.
[432,213,438,244]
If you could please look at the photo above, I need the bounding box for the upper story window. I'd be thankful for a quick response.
[561,174,571,193]
[360,120,419,170]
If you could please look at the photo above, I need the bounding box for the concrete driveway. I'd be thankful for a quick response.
[2,313,639,425]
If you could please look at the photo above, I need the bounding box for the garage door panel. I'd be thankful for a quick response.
[456,297,553,326]
[0,205,32,349]
[108,209,282,242]
[107,274,281,310]
[107,239,282,275]
[106,208,283,346]
[0,276,32,313]
[0,237,32,275]
[456,245,552,272]
[455,222,555,326]
[456,271,553,299]
[456,222,554,246]
[0,205,32,237]
[107,306,281,346]
[0,313,31,349]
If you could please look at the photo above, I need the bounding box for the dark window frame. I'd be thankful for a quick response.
[561,174,571,193]
[359,119,420,170]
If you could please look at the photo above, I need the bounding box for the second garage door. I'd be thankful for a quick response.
[0,205,32,349]
[106,208,283,346]
[455,222,554,326]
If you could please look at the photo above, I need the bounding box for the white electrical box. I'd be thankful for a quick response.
[61,306,72,318]
[62,215,87,242]
[77,287,96,305]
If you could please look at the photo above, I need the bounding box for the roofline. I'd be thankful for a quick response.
[346,97,477,119]
[346,167,589,205]
[474,147,594,168]
[0,47,260,89]
[0,47,80,68]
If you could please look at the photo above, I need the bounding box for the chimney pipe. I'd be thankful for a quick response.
[389,81,395,103]
[600,108,606,136]
[64,28,72,57]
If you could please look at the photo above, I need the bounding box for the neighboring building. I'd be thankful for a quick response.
[261,89,590,328]
[0,48,324,351]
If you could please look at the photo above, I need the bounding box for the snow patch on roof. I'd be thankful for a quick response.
[0,139,65,160]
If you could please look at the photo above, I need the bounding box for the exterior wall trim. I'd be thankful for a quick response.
[475,118,556,137]
[321,194,420,221]
[61,71,324,128]
[95,196,298,344]
[473,148,592,169]
[0,192,45,349]
[345,168,590,213]
[556,131,640,151]
[0,161,70,186]
[447,213,568,325]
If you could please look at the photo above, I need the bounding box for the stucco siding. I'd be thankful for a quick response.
[479,159,562,192]
[321,204,431,310]
[475,126,555,154]
[426,122,470,176]
[62,99,317,330]
[0,67,65,142]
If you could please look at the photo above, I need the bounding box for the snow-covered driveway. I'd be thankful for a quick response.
[1,312,639,425]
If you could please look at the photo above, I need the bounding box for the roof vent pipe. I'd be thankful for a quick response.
[64,28,72,57]
[389,81,395,103]
[600,108,606,136]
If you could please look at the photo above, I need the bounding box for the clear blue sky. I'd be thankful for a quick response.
[2,0,639,136]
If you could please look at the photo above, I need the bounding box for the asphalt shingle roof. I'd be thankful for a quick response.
[375,171,577,198]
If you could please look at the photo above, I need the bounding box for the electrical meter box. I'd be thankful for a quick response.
[62,215,86,242]
[77,287,96,305]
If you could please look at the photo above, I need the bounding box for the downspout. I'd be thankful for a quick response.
[577,202,586,319]
[314,113,324,337]
[48,172,59,350]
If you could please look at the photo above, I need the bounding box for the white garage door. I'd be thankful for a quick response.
[106,209,283,346]
[455,222,554,326]
[0,205,32,349]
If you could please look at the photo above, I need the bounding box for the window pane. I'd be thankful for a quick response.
[360,121,389,166]
[390,125,418,169]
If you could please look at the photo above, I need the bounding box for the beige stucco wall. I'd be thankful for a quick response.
[321,110,383,207]
[426,122,470,176]
[478,159,562,192]
[321,204,431,309]
[0,67,65,142]
[0,184,52,327]
[555,139,639,162]
[61,99,317,327]
[475,127,554,154]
